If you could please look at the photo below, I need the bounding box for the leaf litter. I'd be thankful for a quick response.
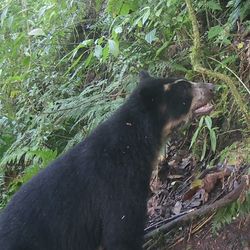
[144,135,250,249]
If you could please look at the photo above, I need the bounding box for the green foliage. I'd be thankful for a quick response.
[206,0,222,12]
[107,0,143,16]
[0,148,57,209]
[212,191,250,233]
[197,0,250,46]
[217,139,250,165]
[0,117,15,158]
[190,116,217,161]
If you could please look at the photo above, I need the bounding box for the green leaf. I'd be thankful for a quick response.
[95,0,103,12]
[108,39,119,57]
[190,128,200,149]
[85,52,93,67]
[205,116,212,130]
[65,54,83,75]
[102,45,109,61]
[70,39,93,59]
[207,1,222,11]
[155,40,171,57]
[170,63,188,73]
[28,28,46,36]
[120,3,130,15]
[114,26,123,34]
[145,29,157,44]
[80,39,93,47]
[142,8,150,25]
[240,2,250,21]
[132,16,142,28]
[1,7,8,27]
[208,25,224,40]
[155,8,163,17]
[23,56,30,66]
[199,116,205,128]
[94,45,103,59]
[107,0,123,16]
[201,137,207,161]
[137,20,143,28]
[210,129,217,152]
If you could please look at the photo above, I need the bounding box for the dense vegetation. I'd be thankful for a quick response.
[0,0,249,228]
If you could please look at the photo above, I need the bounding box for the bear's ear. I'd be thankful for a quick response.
[139,71,151,82]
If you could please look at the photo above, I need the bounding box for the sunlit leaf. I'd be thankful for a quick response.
[208,25,223,40]
[10,90,21,98]
[191,179,203,188]
[1,7,8,27]
[155,8,163,17]
[108,39,119,56]
[205,116,212,129]
[28,28,46,36]
[210,129,217,152]
[85,52,93,67]
[199,116,205,127]
[94,45,103,59]
[145,29,157,44]
[190,128,200,149]
[142,8,150,24]
[207,1,222,11]
[120,3,130,15]
[114,26,122,34]
[102,45,109,61]
[201,137,207,161]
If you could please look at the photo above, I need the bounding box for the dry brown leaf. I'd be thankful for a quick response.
[182,186,201,201]
[172,201,182,215]
[203,168,232,193]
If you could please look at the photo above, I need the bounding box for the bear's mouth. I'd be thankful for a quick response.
[191,82,214,116]
[193,102,214,116]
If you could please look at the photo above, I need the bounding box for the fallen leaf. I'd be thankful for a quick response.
[182,186,201,201]
[172,201,182,215]
[203,169,231,193]
[191,179,203,189]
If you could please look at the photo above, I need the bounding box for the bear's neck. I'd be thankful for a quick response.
[111,103,164,165]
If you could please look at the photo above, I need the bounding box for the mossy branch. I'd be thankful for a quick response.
[185,0,250,127]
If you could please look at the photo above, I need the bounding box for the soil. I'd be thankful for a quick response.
[171,216,250,250]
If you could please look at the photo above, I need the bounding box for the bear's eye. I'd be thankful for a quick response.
[182,102,186,106]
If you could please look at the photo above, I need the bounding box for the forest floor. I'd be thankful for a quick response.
[144,132,249,250]
[172,216,250,250]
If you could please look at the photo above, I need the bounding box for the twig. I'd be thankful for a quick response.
[192,213,215,234]
[144,175,249,239]
[144,209,195,233]
[208,57,250,95]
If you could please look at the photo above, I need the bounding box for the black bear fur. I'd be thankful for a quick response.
[0,72,213,250]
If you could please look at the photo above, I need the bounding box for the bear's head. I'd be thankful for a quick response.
[137,71,214,137]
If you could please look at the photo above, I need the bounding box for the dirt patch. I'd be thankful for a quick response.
[171,216,250,250]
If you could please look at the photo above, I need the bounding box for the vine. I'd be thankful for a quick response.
[185,0,250,128]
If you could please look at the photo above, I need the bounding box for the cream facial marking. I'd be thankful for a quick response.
[173,79,186,84]
[164,84,171,91]
[164,79,186,91]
